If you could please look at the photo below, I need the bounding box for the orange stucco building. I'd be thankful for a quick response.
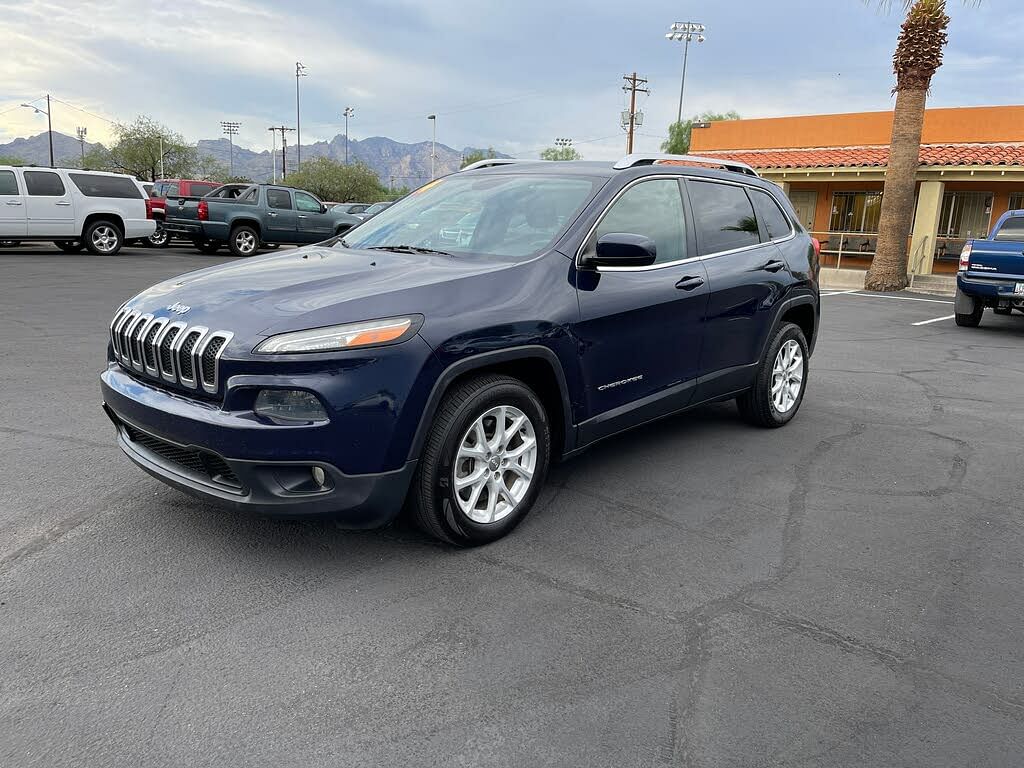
[690,106,1024,274]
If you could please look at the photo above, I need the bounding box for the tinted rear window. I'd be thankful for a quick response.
[750,189,793,240]
[994,217,1024,242]
[189,182,217,197]
[69,174,142,199]
[689,181,761,253]
[267,189,292,209]
[0,170,18,195]
[24,171,66,196]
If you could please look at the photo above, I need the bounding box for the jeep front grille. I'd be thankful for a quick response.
[110,308,233,394]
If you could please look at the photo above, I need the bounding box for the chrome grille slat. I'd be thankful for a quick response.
[109,311,231,395]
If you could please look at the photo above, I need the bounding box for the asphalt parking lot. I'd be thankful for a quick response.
[2,248,1023,767]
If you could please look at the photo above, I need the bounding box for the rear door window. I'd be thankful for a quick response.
[24,171,66,196]
[189,182,217,197]
[266,189,292,209]
[69,174,143,199]
[0,170,19,195]
[750,188,793,240]
[689,180,761,253]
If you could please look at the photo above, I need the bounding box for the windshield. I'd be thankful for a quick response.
[339,174,600,258]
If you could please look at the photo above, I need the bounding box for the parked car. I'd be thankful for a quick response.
[146,178,226,247]
[955,209,1024,326]
[163,184,362,256]
[331,203,370,216]
[0,165,155,255]
[101,154,819,545]
[360,201,393,219]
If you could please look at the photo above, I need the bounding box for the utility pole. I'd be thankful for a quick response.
[76,126,87,166]
[20,96,54,167]
[427,114,437,179]
[158,136,165,178]
[621,73,649,154]
[268,126,295,180]
[268,127,277,182]
[220,121,240,176]
[343,106,355,164]
[295,61,307,170]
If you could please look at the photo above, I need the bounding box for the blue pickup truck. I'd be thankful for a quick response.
[163,183,363,257]
[955,209,1024,326]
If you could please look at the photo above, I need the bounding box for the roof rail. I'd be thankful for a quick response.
[460,158,532,172]
[613,153,759,177]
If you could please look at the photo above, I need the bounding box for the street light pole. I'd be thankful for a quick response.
[20,96,54,167]
[343,106,354,165]
[220,121,240,176]
[268,127,277,182]
[159,136,165,178]
[295,61,307,171]
[427,114,436,179]
[666,22,706,125]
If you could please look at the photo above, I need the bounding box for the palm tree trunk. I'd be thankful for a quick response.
[865,87,927,291]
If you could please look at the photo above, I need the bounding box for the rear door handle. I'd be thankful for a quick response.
[297,214,307,219]
[5,200,22,206]
[762,259,786,273]
[268,211,278,217]
[55,200,72,206]
[675,275,705,291]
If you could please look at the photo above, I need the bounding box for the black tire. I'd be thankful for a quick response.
[993,306,1012,316]
[55,240,84,253]
[409,374,551,546]
[737,322,809,428]
[83,219,124,256]
[954,299,984,327]
[262,242,280,250]
[228,225,260,257]
[192,239,222,255]
[147,221,170,248]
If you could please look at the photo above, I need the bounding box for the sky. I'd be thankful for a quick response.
[1,0,1022,161]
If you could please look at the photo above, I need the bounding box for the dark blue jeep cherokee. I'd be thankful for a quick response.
[101,154,820,545]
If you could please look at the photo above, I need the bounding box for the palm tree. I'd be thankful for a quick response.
[864,0,955,291]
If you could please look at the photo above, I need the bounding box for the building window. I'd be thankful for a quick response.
[829,191,882,233]
[1010,193,1024,211]
[938,191,992,240]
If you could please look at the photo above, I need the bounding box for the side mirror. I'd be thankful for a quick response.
[584,232,657,268]
[320,203,328,214]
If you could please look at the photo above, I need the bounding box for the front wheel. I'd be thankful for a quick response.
[55,240,84,253]
[229,225,259,257]
[83,220,124,255]
[737,322,809,428]
[993,306,1012,316]
[410,374,551,546]
[192,238,221,255]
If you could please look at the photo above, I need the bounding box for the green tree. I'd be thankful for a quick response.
[661,110,741,155]
[81,116,201,181]
[0,154,25,166]
[865,0,977,291]
[461,147,497,168]
[282,157,387,202]
[540,145,582,161]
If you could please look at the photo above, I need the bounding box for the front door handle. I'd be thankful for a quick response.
[268,211,278,217]
[297,214,308,219]
[5,200,22,206]
[55,200,72,207]
[675,275,705,291]
[762,259,786,273]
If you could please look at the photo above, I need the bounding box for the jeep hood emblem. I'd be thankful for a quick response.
[166,302,191,315]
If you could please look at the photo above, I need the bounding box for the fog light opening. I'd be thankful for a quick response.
[312,466,326,488]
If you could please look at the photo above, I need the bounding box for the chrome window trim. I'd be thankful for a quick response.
[196,331,234,394]
[574,174,693,273]
[141,317,167,376]
[748,186,796,243]
[174,326,209,389]
[157,321,186,382]
[129,314,154,372]
[685,176,797,260]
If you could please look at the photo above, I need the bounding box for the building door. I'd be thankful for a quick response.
[789,190,817,232]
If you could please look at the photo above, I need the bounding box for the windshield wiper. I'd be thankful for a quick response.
[364,245,453,256]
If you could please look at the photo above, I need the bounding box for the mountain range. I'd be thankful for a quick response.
[0,131,510,187]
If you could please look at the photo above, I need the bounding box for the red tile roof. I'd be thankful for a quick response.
[692,143,1024,170]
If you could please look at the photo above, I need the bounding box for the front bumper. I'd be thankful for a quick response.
[100,367,416,525]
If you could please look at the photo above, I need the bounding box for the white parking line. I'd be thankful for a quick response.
[820,289,859,297]
[912,314,956,326]
[839,291,953,305]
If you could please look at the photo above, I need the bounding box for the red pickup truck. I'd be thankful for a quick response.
[146,179,224,246]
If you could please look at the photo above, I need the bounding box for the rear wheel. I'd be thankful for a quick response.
[737,322,809,428]
[55,240,84,253]
[84,220,124,255]
[229,225,259,257]
[954,293,984,327]
[410,374,551,546]
[147,221,170,248]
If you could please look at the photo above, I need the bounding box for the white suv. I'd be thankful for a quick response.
[0,166,155,255]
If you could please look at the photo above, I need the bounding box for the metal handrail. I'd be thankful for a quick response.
[908,235,931,288]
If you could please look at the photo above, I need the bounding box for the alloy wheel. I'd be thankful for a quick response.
[91,225,120,253]
[235,230,256,254]
[453,405,537,524]
[771,339,804,413]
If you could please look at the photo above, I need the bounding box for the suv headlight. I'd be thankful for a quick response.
[253,315,421,354]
